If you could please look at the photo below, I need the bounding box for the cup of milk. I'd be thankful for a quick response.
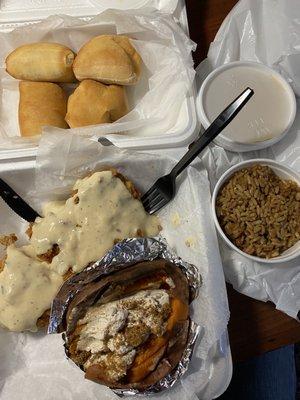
[197,61,296,152]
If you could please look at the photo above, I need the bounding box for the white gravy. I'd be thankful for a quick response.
[31,171,160,274]
[0,171,160,331]
[0,245,63,331]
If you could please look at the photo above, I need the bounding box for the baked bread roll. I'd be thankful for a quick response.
[63,259,190,390]
[65,79,128,128]
[73,35,141,85]
[19,81,68,137]
[6,43,76,82]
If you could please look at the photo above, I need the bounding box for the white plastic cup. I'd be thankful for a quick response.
[197,61,297,152]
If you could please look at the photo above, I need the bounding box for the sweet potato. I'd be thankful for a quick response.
[65,259,190,390]
[166,297,189,331]
[127,336,167,382]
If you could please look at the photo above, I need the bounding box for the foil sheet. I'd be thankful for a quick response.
[48,237,201,395]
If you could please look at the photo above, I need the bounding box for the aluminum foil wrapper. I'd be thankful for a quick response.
[48,237,201,395]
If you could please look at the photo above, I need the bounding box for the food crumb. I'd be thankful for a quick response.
[0,234,18,248]
[171,212,181,227]
[185,236,196,248]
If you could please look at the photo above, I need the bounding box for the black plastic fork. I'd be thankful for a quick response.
[142,87,254,214]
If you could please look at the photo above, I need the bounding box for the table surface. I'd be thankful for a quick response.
[185,0,300,363]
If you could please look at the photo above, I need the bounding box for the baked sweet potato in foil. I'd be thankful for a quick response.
[61,259,191,390]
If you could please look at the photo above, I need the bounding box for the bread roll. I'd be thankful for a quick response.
[65,79,128,128]
[19,81,68,137]
[73,35,141,85]
[6,43,76,82]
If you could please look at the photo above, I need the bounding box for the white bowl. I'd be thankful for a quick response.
[197,61,297,152]
[212,159,300,264]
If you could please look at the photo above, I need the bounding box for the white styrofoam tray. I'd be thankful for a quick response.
[0,153,232,400]
[0,0,179,27]
[0,0,198,158]
[0,1,232,398]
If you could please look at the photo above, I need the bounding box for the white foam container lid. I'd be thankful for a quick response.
[0,0,180,26]
[0,154,232,399]
[0,1,232,398]
[0,0,198,157]
[196,61,296,153]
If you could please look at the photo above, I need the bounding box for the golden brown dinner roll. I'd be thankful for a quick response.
[6,43,76,82]
[72,35,141,85]
[19,81,68,137]
[65,79,128,128]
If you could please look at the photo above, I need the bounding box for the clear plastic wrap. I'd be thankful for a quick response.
[0,9,195,150]
[203,0,300,97]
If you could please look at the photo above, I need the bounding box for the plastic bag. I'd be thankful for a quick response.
[197,0,300,319]
[203,0,300,96]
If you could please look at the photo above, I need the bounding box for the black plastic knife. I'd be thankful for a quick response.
[0,177,41,222]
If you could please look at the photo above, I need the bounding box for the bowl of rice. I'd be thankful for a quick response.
[212,159,300,263]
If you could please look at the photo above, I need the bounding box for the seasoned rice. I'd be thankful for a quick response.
[216,164,300,258]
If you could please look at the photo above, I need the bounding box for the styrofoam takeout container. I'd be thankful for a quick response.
[0,153,232,399]
[0,2,232,398]
[197,61,296,152]
[212,159,300,264]
[0,0,198,158]
[0,0,180,27]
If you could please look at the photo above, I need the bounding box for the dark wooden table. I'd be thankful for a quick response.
[185,0,300,363]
